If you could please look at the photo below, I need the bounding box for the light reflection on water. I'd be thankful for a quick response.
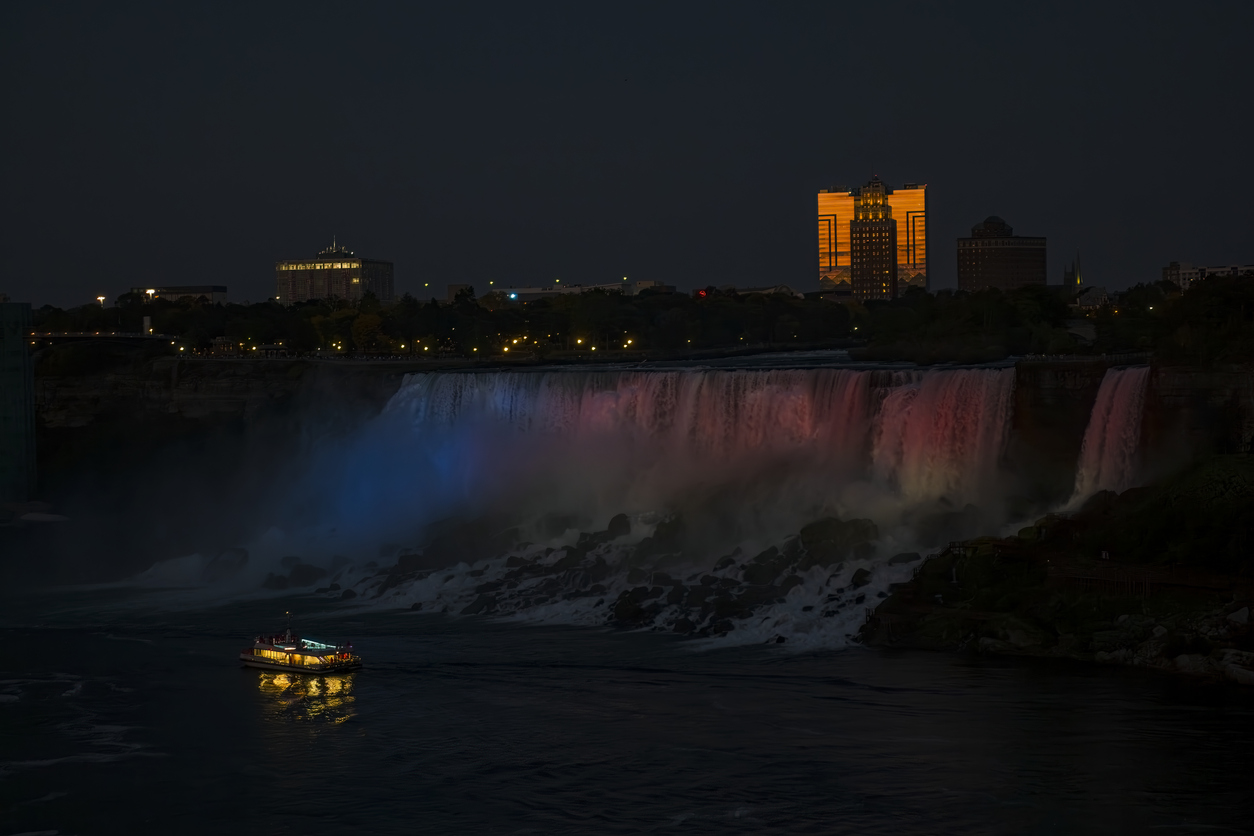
[256,671,356,724]
[5,598,1254,836]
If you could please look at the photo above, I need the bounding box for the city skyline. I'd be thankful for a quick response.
[3,5,1251,308]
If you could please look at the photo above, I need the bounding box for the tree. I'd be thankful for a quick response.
[351,313,383,352]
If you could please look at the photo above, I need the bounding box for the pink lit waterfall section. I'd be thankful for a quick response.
[383,367,1019,512]
[1069,366,1152,503]
[870,368,1017,505]
[387,369,872,460]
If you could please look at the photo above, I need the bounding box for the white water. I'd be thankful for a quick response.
[1069,366,1152,506]
[383,367,1016,518]
[134,365,1030,650]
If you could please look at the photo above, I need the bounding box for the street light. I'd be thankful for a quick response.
[97,296,106,307]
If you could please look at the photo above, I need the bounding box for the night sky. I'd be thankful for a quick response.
[3,2,1251,307]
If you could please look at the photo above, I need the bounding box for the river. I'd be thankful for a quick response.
[3,588,1251,835]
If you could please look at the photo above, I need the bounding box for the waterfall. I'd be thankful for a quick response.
[381,366,1018,518]
[870,368,1016,505]
[180,364,1029,650]
[1069,366,1152,504]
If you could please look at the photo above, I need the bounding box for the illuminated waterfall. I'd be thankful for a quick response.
[1070,366,1152,503]
[383,366,1018,514]
[870,368,1016,505]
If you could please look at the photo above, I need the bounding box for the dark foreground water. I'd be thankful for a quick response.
[2,591,1252,835]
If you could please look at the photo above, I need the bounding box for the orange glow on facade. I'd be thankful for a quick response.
[818,182,927,293]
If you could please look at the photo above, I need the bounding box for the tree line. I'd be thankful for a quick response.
[28,277,1254,364]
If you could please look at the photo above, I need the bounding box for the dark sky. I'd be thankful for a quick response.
[3,1,1251,307]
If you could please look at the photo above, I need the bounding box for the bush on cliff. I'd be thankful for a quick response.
[1075,456,1254,573]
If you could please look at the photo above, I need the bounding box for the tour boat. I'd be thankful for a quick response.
[240,625,362,674]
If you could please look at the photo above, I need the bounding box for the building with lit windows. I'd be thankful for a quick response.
[275,240,394,304]
[849,177,898,300]
[1162,261,1254,291]
[956,216,1046,292]
[818,179,926,294]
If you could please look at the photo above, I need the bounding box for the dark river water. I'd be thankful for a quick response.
[2,589,1252,835]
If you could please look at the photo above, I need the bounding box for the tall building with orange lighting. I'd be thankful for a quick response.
[818,179,926,295]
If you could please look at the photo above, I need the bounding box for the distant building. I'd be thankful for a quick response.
[276,240,394,304]
[956,216,1047,292]
[1074,287,1109,310]
[0,302,35,502]
[849,177,898,301]
[738,284,804,298]
[129,285,227,304]
[1062,255,1083,290]
[493,282,627,302]
[818,179,926,293]
[1162,261,1254,291]
[210,336,240,356]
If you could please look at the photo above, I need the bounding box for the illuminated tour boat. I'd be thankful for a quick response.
[240,624,362,674]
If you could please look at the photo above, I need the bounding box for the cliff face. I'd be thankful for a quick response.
[1007,360,1254,501]
[36,357,403,429]
[1009,360,1110,500]
[1147,366,1254,456]
[24,358,413,581]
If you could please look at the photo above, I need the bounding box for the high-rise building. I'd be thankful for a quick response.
[275,240,394,304]
[818,179,926,294]
[956,216,1046,292]
[0,302,35,502]
[849,177,898,301]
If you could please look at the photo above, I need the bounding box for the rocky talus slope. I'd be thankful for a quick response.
[860,455,1254,685]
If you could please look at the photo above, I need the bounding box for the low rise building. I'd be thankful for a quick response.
[1074,287,1110,310]
[1162,261,1254,290]
[738,284,804,298]
[494,282,626,302]
[276,240,393,304]
[130,285,228,304]
[957,216,1047,292]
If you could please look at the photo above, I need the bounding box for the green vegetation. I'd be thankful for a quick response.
[854,284,1078,363]
[864,454,1254,675]
[28,276,1254,362]
[32,287,852,356]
